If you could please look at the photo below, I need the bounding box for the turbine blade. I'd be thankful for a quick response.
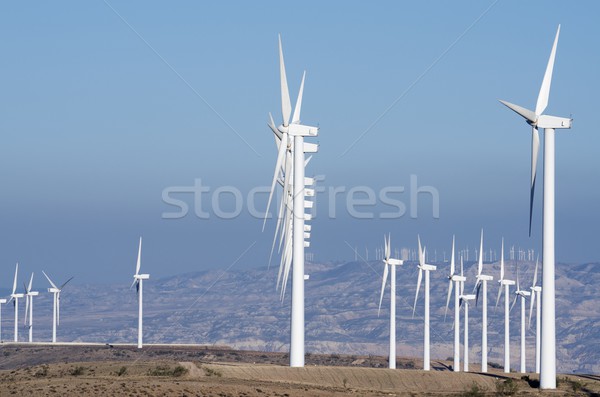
[12,263,18,295]
[510,293,518,312]
[478,229,483,276]
[533,255,539,287]
[535,25,560,116]
[263,133,288,231]
[529,126,540,237]
[268,112,282,142]
[59,276,74,290]
[450,235,455,275]
[412,268,423,317]
[291,71,305,124]
[499,100,537,123]
[278,34,292,126]
[42,270,59,290]
[136,237,142,275]
[529,289,536,328]
[24,294,29,325]
[495,282,503,309]
[444,279,453,320]
[28,273,34,293]
[378,264,389,316]
[500,238,505,281]
[475,282,482,307]
[418,235,424,266]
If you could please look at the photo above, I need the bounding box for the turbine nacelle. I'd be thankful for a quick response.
[419,264,437,271]
[0,299,6,304]
[500,279,516,286]
[476,275,494,282]
[48,287,60,293]
[134,274,150,280]
[499,100,572,129]
[278,123,319,137]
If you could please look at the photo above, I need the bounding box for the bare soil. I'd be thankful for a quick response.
[0,343,598,396]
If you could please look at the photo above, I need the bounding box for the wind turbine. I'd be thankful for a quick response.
[42,271,73,343]
[23,273,39,343]
[264,35,319,368]
[511,264,530,373]
[131,237,149,349]
[473,229,493,373]
[459,256,476,372]
[496,239,515,373]
[499,25,571,389]
[8,263,24,342]
[529,256,542,373]
[445,236,465,372]
[412,236,437,371]
[378,234,404,369]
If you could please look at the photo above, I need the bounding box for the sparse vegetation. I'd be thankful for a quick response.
[69,366,86,376]
[521,375,539,388]
[459,382,488,397]
[202,366,222,377]
[342,377,349,389]
[147,364,188,377]
[115,366,127,376]
[33,365,48,378]
[495,378,519,396]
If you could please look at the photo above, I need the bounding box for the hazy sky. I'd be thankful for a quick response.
[0,1,598,284]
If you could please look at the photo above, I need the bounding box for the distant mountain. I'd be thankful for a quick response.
[6,259,599,374]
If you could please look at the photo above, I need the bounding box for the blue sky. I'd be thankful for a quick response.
[0,1,598,284]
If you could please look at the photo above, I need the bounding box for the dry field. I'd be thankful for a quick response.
[0,344,598,396]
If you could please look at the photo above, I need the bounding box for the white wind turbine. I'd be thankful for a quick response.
[412,236,437,371]
[378,234,404,369]
[473,229,493,373]
[511,264,530,373]
[131,237,149,349]
[499,25,571,389]
[264,35,319,368]
[529,256,542,374]
[444,236,465,372]
[8,263,24,342]
[496,239,515,373]
[42,271,74,343]
[458,256,476,372]
[23,273,39,343]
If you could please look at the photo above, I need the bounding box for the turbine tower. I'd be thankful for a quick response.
[412,236,437,371]
[473,229,493,373]
[378,234,404,369]
[459,257,476,372]
[511,264,530,373]
[8,263,24,342]
[0,297,6,342]
[132,237,149,349]
[529,256,542,374]
[42,271,74,343]
[264,35,319,367]
[23,273,39,343]
[444,236,465,372]
[496,239,515,373]
[499,25,571,389]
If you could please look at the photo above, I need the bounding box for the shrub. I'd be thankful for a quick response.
[69,366,86,376]
[495,378,519,396]
[202,367,222,377]
[116,366,127,377]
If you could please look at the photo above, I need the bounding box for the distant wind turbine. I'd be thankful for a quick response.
[8,263,24,342]
[132,237,150,349]
[529,256,542,373]
[23,273,39,343]
[0,296,6,342]
[42,271,74,343]
[459,256,476,372]
[444,236,465,372]
[378,234,404,369]
[499,24,571,389]
[511,264,530,373]
[413,235,437,371]
[496,239,515,373]
[473,229,493,373]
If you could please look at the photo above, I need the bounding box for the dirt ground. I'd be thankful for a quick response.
[0,344,598,396]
